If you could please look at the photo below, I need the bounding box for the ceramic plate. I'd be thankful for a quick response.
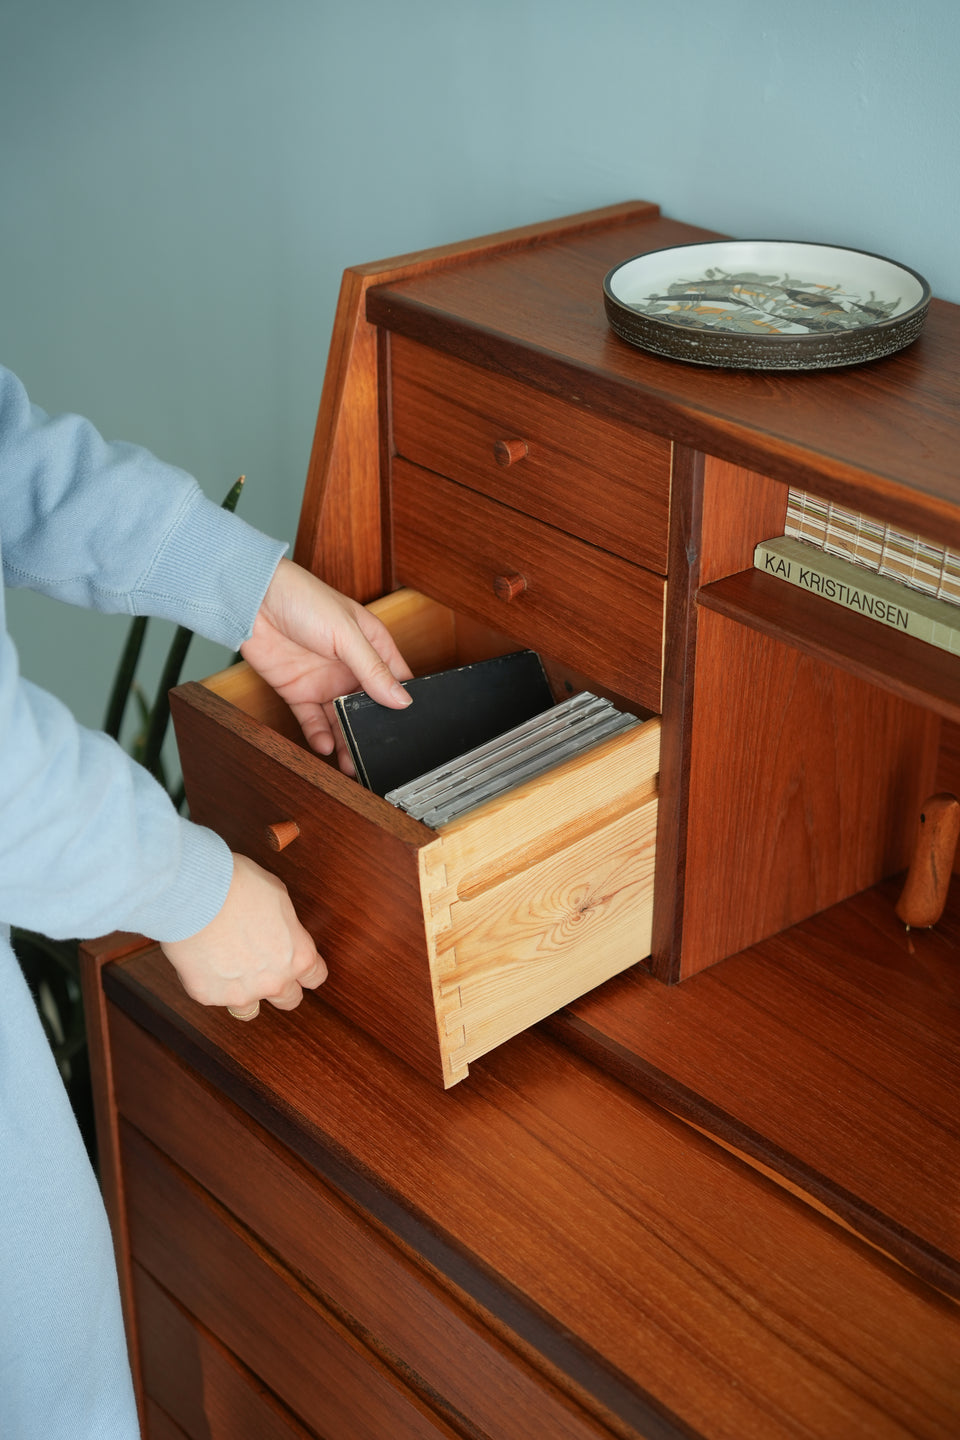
[603,240,931,370]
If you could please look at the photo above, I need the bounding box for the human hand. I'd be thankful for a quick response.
[240,558,413,771]
[160,853,326,1016]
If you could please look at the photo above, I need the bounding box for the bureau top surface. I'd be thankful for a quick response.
[105,946,960,1440]
[365,205,960,547]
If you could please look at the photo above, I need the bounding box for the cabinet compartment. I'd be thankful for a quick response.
[172,589,659,1087]
[389,334,671,572]
[666,455,944,980]
[390,459,666,712]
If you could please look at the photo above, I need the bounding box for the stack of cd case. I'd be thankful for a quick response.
[385,691,641,829]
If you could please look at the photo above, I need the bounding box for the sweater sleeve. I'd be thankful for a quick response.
[0,363,286,648]
[0,363,288,943]
[0,640,234,942]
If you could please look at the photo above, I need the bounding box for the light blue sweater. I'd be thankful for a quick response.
[0,362,286,1438]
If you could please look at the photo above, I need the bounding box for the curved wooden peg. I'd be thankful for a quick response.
[894,792,960,929]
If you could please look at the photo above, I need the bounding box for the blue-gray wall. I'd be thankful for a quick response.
[2,0,957,735]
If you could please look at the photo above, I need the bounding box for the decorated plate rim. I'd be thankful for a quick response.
[603,239,931,348]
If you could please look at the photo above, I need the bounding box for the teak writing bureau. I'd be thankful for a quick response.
[172,198,954,1084]
[89,202,960,1439]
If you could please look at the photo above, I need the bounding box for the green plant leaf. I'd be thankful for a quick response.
[102,615,148,740]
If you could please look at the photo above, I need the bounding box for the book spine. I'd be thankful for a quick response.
[753,537,960,657]
[783,487,960,608]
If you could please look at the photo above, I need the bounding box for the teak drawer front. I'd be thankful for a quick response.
[391,458,665,711]
[121,1122,457,1440]
[111,1008,614,1440]
[134,1265,314,1440]
[389,334,671,572]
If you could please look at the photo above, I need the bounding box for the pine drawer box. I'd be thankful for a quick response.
[172,589,660,1088]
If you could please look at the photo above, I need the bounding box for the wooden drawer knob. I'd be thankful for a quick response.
[265,820,301,852]
[492,572,527,602]
[493,438,528,467]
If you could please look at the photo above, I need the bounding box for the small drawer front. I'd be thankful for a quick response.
[391,458,665,711]
[390,335,671,573]
[122,1123,456,1440]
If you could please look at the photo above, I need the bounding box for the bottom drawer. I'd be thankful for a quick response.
[122,1121,457,1439]
[112,1006,612,1440]
[135,1266,313,1440]
[172,589,660,1087]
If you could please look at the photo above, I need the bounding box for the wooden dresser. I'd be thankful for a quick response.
[84,202,960,1439]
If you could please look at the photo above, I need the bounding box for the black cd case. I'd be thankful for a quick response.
[333,650,554,797]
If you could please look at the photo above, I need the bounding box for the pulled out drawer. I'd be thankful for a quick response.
[171,589,659,1088]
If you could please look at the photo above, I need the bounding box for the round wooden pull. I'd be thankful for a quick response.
[493,438,528,467]
[492,572,527,602]
[265,820,301,852]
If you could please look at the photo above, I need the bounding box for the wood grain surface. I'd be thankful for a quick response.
[700,566,960,723]
[651,452,790,979]
[105,949,960,1440]
[134,1266,315,1440]
[558,874,960,1297]
[679,606,940,974]
[294,199,660,599]
[112,1010,617,1440]
[143,1399,189,1440]
[170,680,446,1085]
[123,1123,460,1440]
